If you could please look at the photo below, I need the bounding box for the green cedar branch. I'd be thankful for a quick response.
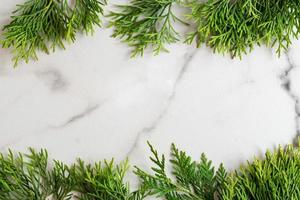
[0,139,299,199]
[221,140,300,200]
[185,0,300,58]
[108,0,182,57]
[1,0,107,67]
[134,142,226,199]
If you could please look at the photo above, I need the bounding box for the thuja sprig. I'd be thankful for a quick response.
[0,148,138,200]
[0,148,73,200]
[185,0,300,58]
[49,160,77,199]
[1,0,106,67]
[73,159,134,200]
[65,0,107,42]
[134,142,227,199]
[0,140,299,200]
[221,139,300,200]
[108,0,183,57]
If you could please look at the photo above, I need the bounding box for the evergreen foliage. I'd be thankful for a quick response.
[221,140,300,200]
[185,0,300,58]
[0,140,299,199]
[1,0,106,67]
[108,0,182,57]
[134,142,227,199]
[2,0,300,65]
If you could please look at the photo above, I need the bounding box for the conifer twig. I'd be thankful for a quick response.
[1,0,106,67]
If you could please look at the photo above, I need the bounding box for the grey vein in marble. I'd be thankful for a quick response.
[52,104,100,129]
[280,51,300,138]
[126,49,198,157]
[35,68,68,91]
[0,103,101,149]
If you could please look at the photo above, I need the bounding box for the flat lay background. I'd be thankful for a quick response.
[1,0,300,179]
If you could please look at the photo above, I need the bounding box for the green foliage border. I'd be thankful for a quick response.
[0,139,299,200]
[1,0,300,66]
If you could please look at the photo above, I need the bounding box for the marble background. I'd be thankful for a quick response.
[0,0,300,180]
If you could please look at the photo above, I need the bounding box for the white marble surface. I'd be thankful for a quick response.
[1,1,300,179]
